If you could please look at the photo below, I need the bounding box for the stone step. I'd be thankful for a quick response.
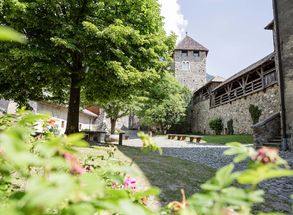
[268,138,282,143]
[262,142,281,148]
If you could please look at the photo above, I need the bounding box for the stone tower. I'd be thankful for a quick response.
[174,35,208,92]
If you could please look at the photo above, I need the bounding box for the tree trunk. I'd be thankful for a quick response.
[65,54,82,135]
[110,118,117,134]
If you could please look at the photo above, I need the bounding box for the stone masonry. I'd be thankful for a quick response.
[191,84,280,134]
[174,50,207,92]
[273,0,293,150]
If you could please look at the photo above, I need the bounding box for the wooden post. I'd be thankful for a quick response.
[119,132,125,145]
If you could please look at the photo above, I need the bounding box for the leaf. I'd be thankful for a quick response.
[0,26,27,43]
[24,174,75,208]
[66,133,89,147]
[132,187,160,199]
[238,165,293,185]
[215,164,238,187]
[225,142,256,163]
[248,190,265,203]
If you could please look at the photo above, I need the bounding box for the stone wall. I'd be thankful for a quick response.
[174,50,206,92]
[191,84,280,134]
[252,112,281,147]
[274,0,293,150]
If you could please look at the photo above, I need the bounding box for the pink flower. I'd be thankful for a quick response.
[251,147,279,164]
[123,177,137,191]
[112,181,118,189]
[63,152,85,175]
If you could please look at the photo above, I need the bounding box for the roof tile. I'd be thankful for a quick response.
[175,35,209,52]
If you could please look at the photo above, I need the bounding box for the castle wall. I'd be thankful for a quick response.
[174,50,206,92]
[274,0,293,149]
[191,84,280,134]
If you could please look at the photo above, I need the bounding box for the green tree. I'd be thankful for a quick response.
[0,26,26,43]
[137,72,190,133]
[100,97,137,134]
[0,0,174,134]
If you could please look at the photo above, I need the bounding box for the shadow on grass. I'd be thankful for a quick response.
[117,146,215,206]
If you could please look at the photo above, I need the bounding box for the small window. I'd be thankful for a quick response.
[182,61,190,71]
[193,51,199,57]
[181,50,188,57]
[61,121,65,128]
[79,124,82,130]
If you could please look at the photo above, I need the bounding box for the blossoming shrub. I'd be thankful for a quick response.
[0,110,293,215]
[0,110,158,215]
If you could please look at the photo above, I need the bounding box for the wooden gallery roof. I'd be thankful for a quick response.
[210,52,277,108]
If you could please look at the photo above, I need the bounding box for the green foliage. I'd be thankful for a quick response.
[178,143,293,215]
[137,72,191,132]
[0,0,175,133]
[0,26,26,43]
[249,104,262,124]
[227,119,234,135]
[209,118,223,135]
[1,112,293,215]
[0,111,157,215]
[137,132,162,155]
[97,96,139,134]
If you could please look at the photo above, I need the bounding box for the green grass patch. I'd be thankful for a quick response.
[77,146,215,206]
[202,134,253,144]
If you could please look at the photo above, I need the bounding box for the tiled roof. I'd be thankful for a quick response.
[211,76,226,82]
[175,36,209,52]
[193,76,225,95]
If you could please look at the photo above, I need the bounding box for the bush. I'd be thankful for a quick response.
[1,111,293,215]
[227,119,234,135]
[0,110,158,215]
[249,104,262,124]
[209,118,223,135]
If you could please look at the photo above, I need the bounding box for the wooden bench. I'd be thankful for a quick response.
[167,134,177,140]
[167,134,202,143]
[189,135,202,143]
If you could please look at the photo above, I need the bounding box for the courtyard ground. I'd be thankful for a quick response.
[123,135,293,213]
[76,145,215,208]
[79,135,293,213]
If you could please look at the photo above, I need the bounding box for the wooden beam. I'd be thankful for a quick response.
[261,67,265,89]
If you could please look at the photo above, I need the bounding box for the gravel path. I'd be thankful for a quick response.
[124,136,293,214]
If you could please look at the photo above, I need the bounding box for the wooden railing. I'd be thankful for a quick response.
[212,72,277,108]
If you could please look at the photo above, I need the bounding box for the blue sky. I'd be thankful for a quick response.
[159,0,274,78]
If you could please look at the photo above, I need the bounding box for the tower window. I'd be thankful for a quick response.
[181,50,188,57]
[182,61,190,71]
[193,51,199,57]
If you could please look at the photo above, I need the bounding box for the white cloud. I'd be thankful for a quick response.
[158,0,188,41]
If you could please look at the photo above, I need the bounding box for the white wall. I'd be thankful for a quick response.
[0,100,106,134]
[35,101,105,134]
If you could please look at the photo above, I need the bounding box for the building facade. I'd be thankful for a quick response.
[273,0,293,150]
[191,53,280,135]
[174,35,208,92]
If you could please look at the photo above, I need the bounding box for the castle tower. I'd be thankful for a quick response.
[174,35,208,92]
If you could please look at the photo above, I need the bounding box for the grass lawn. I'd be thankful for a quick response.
[202,134,253,144]
[77,146,215,206]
